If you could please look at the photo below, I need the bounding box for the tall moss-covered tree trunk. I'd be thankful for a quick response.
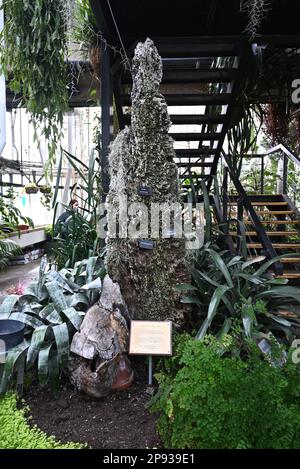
[106,39,189,328]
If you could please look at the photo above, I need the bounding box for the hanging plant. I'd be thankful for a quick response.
[71,0,129,79]
[264,102,289,144]
[72,0,101,79]
[240,0,271,39]
[0,0,69,176]
[24,183,39,194]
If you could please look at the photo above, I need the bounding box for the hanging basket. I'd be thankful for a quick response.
[25,185,39,194]
[39,185,52,194]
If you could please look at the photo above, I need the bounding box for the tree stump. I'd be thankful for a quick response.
[69,275,133,398]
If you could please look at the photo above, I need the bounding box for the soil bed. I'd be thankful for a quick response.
[25,358,162,449]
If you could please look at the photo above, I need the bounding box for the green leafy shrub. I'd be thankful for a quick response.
[54,209,99,270]
[151,334,300,449]
[0,394,84,449]
[52,149,101,270]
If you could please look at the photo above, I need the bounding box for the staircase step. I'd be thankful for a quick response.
[175,149,218,157]
[170,132,221,141]
[274,273,300,279]
[123,69,237,85]
[180,175,209,180]
[240,243,300,249]
[228,202,288,206]
[281,258,300,263]
[122,94,231,106]
[254,210,295,215]
[248,257,300,264]
[229,231,299,236]
[170,114,225,125]
[243,220,300,225]
[124,113,226,126]
[177,162,213,168]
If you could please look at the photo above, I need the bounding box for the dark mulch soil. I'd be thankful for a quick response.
[25,358,162,449]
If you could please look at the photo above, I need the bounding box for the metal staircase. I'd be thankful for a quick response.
[216,145,300,281]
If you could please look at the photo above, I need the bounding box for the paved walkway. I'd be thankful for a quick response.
[0,260,40,296]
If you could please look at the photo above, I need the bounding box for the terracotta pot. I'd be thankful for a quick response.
[18,224,29,231]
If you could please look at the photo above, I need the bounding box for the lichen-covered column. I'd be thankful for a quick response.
[106,38,189,328]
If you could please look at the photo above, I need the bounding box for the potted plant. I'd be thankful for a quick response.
[24,183,39,194]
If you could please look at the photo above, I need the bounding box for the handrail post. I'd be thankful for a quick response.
[282,153,288,194]
[260,156,264,195]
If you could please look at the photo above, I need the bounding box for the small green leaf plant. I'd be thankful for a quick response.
[0,394,85,448]
[150,333,300,449]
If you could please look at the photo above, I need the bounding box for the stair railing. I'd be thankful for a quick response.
[234,143,300,212]
[264,143,300,212]
[220,150,284,275]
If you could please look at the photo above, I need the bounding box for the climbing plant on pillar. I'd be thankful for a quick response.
[0,0,69,175]
[106,39,190,328]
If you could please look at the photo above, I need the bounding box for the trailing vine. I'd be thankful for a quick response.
[0,0,69,176]
[71,0,129,77]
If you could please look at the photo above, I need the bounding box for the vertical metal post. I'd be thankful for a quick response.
[148,355,153,386]
[260,156,264,195]
[101,42,112,203]
[282,154,288,194]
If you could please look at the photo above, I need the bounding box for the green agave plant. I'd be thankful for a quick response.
[0,254,105,394]
[177,244,300,343]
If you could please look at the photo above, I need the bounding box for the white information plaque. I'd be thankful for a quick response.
[129,320,172,356]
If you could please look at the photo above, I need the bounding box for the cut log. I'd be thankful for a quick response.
[69,275,133,398]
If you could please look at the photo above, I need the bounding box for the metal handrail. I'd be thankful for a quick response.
[219,150,283,275]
